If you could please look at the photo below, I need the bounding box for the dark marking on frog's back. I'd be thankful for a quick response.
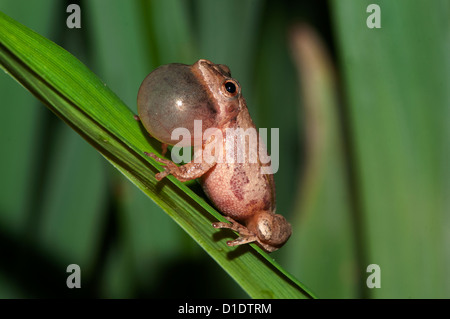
[263,193,272,211]
[230,165,249,201]
[246,199,257,208]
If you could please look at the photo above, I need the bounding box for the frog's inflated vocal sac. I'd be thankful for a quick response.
[137,59,291,252]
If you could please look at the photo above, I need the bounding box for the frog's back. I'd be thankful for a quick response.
[201,162,275,221]
[200,108,276,222]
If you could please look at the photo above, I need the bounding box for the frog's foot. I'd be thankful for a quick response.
[213,216,257,247]
[145,152,178,180]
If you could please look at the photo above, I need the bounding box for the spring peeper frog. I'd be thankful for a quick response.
[137,59,291,252]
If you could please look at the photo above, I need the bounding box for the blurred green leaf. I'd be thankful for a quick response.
[0,10,314,298]
[286,24,357,298]
[331,0,450,298]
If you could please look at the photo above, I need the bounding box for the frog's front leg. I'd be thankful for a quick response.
[145,152,216,182]
[213,216,258,247]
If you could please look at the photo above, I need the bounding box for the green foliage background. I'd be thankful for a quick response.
[0,0,448,298]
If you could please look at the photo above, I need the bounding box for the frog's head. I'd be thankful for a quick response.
[192,59,243,127]
[137,59,243,146]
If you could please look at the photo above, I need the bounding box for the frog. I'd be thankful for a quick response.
[137,59,291,252]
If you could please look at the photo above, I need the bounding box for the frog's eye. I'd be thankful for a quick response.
[223,80,239,97]
[225,81,236,93]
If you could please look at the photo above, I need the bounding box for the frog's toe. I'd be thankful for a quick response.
[226,235,257,247]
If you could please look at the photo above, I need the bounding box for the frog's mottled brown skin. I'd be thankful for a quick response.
[137,59,291,252]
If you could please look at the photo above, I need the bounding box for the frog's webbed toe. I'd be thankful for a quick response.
[144,152,178,180]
